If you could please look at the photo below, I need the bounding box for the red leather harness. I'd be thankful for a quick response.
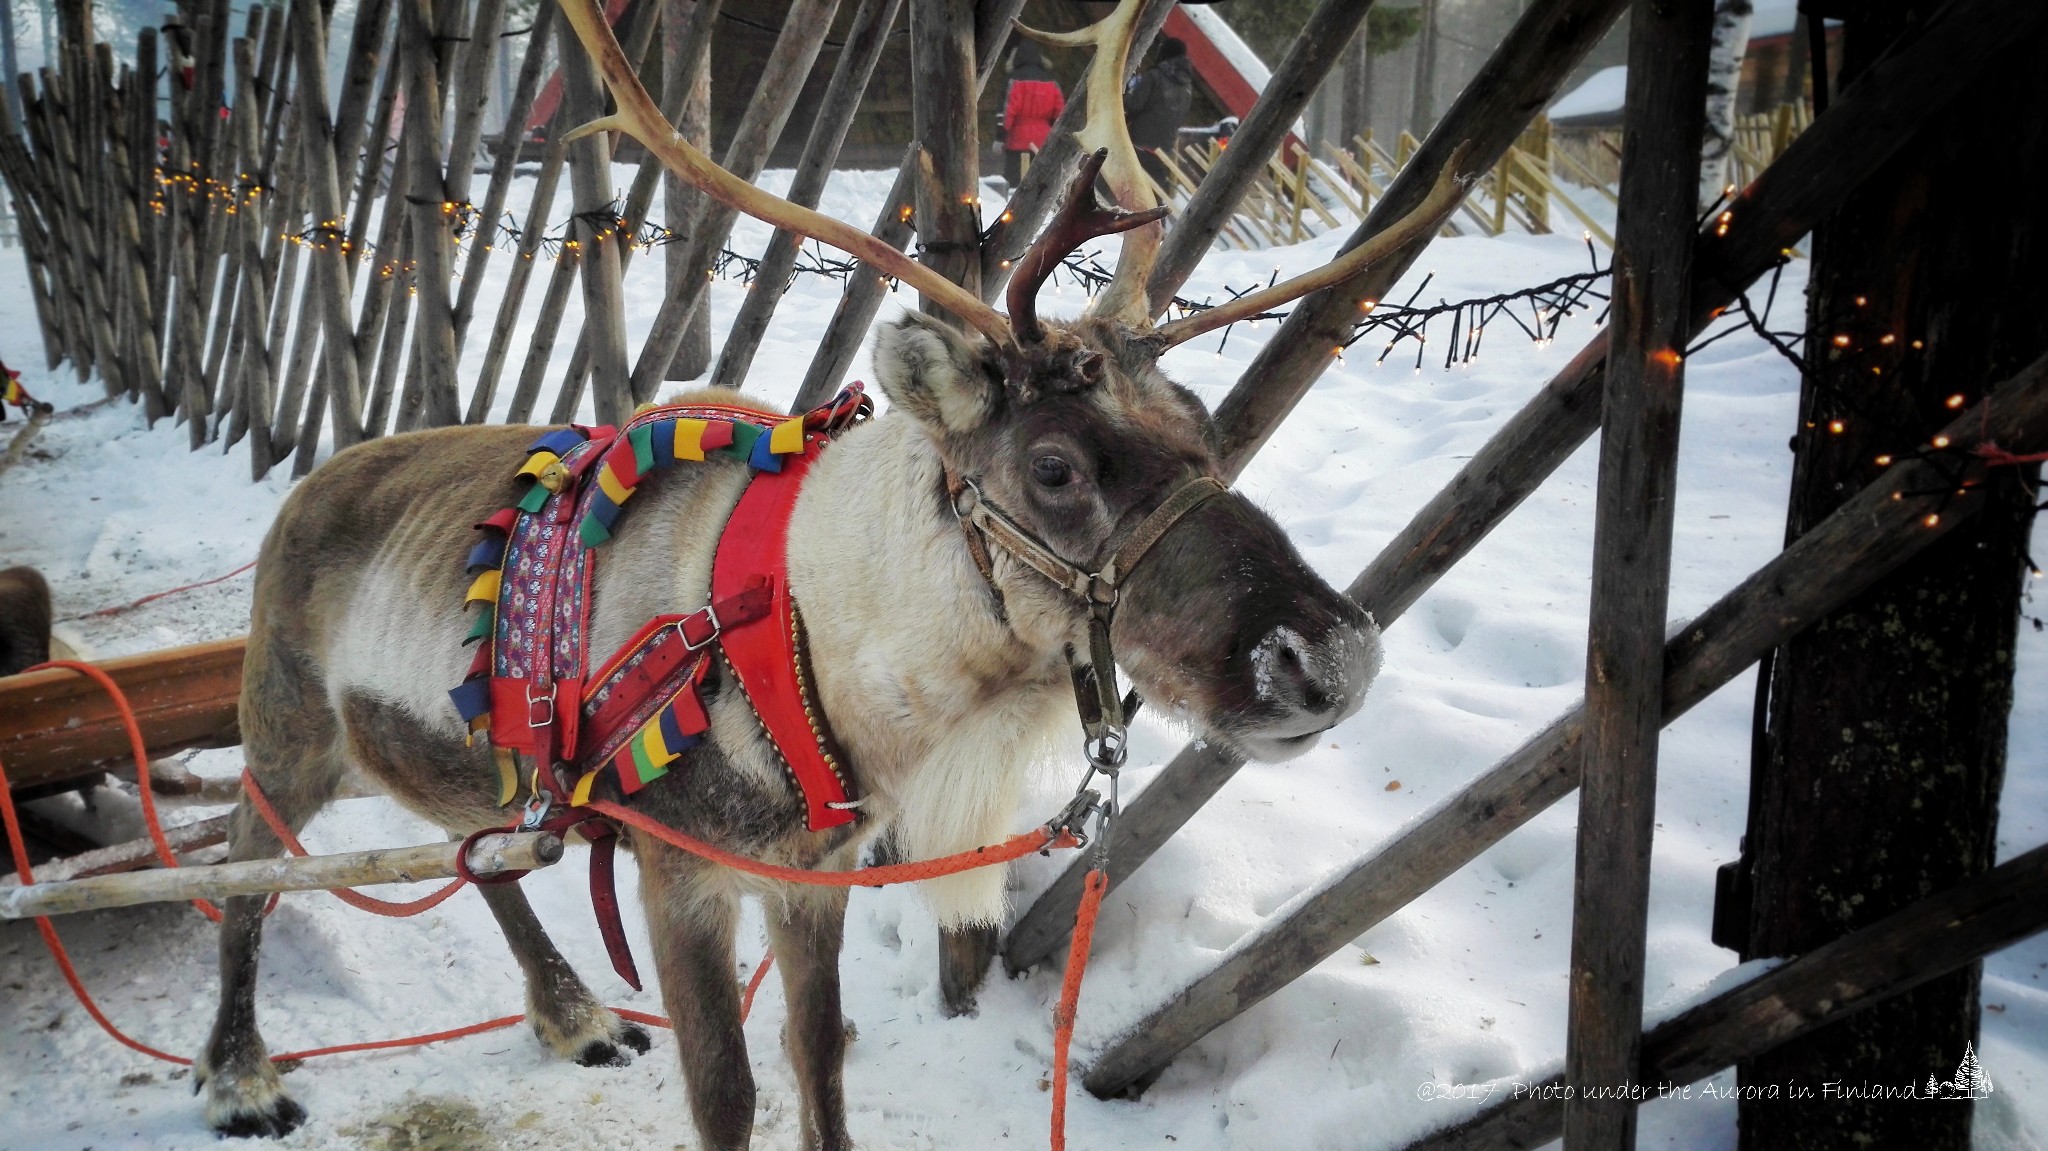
[446,386,871,984]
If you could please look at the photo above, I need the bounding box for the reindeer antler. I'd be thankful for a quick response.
[1008,149,1170,344]
[554,0,1016,349]
[1014,0,1161,326]
[1145,143,1477,352]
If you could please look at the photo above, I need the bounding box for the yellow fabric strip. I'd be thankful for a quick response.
[571,769,598,807]
[597,463,634,505]
[673,418,708,461]
[465,569,501,604]
[494,747,520,806]
[769,417,805,455]
[516,450,561,480]
[640,721,679,769]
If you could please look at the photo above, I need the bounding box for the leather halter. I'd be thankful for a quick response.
[945,470,1229,747]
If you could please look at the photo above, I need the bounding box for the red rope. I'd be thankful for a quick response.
[589,799,1075,886]
[237,768,468,917]
[8,659,1101,1148]
[1050,869,1109,1151]
[68,559,257,621]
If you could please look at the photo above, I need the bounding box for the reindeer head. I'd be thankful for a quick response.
[555,0,1472,757]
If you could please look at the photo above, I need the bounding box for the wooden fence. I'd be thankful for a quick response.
[4,0,2042,1146]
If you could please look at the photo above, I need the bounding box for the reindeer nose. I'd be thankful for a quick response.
[1252,618,1380,729]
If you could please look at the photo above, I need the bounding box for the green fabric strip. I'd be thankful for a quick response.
[630,424,655,475]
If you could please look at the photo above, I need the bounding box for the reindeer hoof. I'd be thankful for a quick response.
[574,1038,634,1068]
[211,1095,306,1139]
[618,1022,652,1054]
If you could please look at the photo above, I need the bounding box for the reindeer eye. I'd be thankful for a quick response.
[1031,455,1073,487]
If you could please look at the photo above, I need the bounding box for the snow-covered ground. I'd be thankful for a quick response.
[1,166,2043,1151]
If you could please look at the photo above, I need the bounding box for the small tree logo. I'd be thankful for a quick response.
[1938,1042,1994,1100]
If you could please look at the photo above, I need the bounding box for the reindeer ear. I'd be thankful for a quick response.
[872,312,1002,434]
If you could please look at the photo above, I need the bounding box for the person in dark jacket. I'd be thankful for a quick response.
[999,41,1065,191]
[1124,36,1193,189]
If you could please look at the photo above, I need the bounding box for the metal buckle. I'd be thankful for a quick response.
[1087,724,1129,773]
[681,603,722,651]
[518,787,554,832]
[526,682,555,728]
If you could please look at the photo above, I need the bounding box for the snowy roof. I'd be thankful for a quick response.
[1549,65,1627,121]
[1180,6,1273,91]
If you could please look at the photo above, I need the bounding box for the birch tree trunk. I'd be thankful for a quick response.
[1699,0,1753,207]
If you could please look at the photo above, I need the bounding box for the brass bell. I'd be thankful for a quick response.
[537,461,570,492]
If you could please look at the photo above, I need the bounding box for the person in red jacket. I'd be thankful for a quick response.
[998,41,1065,191]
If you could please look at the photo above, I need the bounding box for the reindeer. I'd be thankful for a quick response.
[198,1,1467,1144]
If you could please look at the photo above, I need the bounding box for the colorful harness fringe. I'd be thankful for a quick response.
[442,385,871,987]
[1,365,50,420]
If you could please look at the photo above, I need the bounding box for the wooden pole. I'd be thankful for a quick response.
[788,150,920,413]
[1075,349,2048,1101]
[0,831,565,919]
[1561,2,1710,1143]
[1145,0,1380,313]
[620,0,840,407]
[708,0,902,392]
[226,39,279,476]
[469,137,567,423]
[554,6,633,427]
[450,0,555,351]
[659,0,718,383]
[1402,842,2048,1151]
[1208,0,1631,478]
[288,0,368,463]
[803,0,1072,404]
[908,0,979,322]
[395,0,464,432]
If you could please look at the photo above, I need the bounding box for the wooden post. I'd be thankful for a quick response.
[1076,349,2048,1101]
[1403,843,2048,1151]
[1145,0,1381,314]
[225,38,279,476]
[1002,0,2041,990]
[709,0,903,392]
[450,0,555,351]
[807,0,1109,398]
[555,6,633,427]
[396,0,464,432]
[470,138,568,423]
[908,0,979,321]
[0,831,565,919]
[1209,0,1631,477]
[789,150,920,413]
[621,0,840,406]
[288,0,368,463]
[659,0,718,384]
[1562,2,1710,1144]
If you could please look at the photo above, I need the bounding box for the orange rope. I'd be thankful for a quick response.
[589,799,1076,886]
[31,660,225,921]
[7,659,1100,1149]
[237,768,468,917]
[1050,869,1109,1151]
[67,559,257,621]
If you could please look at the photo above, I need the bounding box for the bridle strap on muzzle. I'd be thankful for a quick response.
[948,473,1228,744]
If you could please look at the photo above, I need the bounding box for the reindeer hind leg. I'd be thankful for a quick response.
[199,642,348,1137]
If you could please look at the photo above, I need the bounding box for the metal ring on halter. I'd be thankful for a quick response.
[518,785,554,832]
[1086,724,1129,774]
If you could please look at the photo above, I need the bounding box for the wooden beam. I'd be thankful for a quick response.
[709,0,902,392]
[1563,1,1711,1143]
[396,0,465,431]
[0,813,230,886]
[1076,350,2048,1100]
[1402,842,2048,1151]
[0,830,563,918]
[287,0,367,461]
[1208,0,1631,478]
[555,5,633,427]
[0,639,245,791]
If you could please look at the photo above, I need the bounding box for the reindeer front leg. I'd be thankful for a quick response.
[642,851,756,1150]
[766,886,852,1150]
